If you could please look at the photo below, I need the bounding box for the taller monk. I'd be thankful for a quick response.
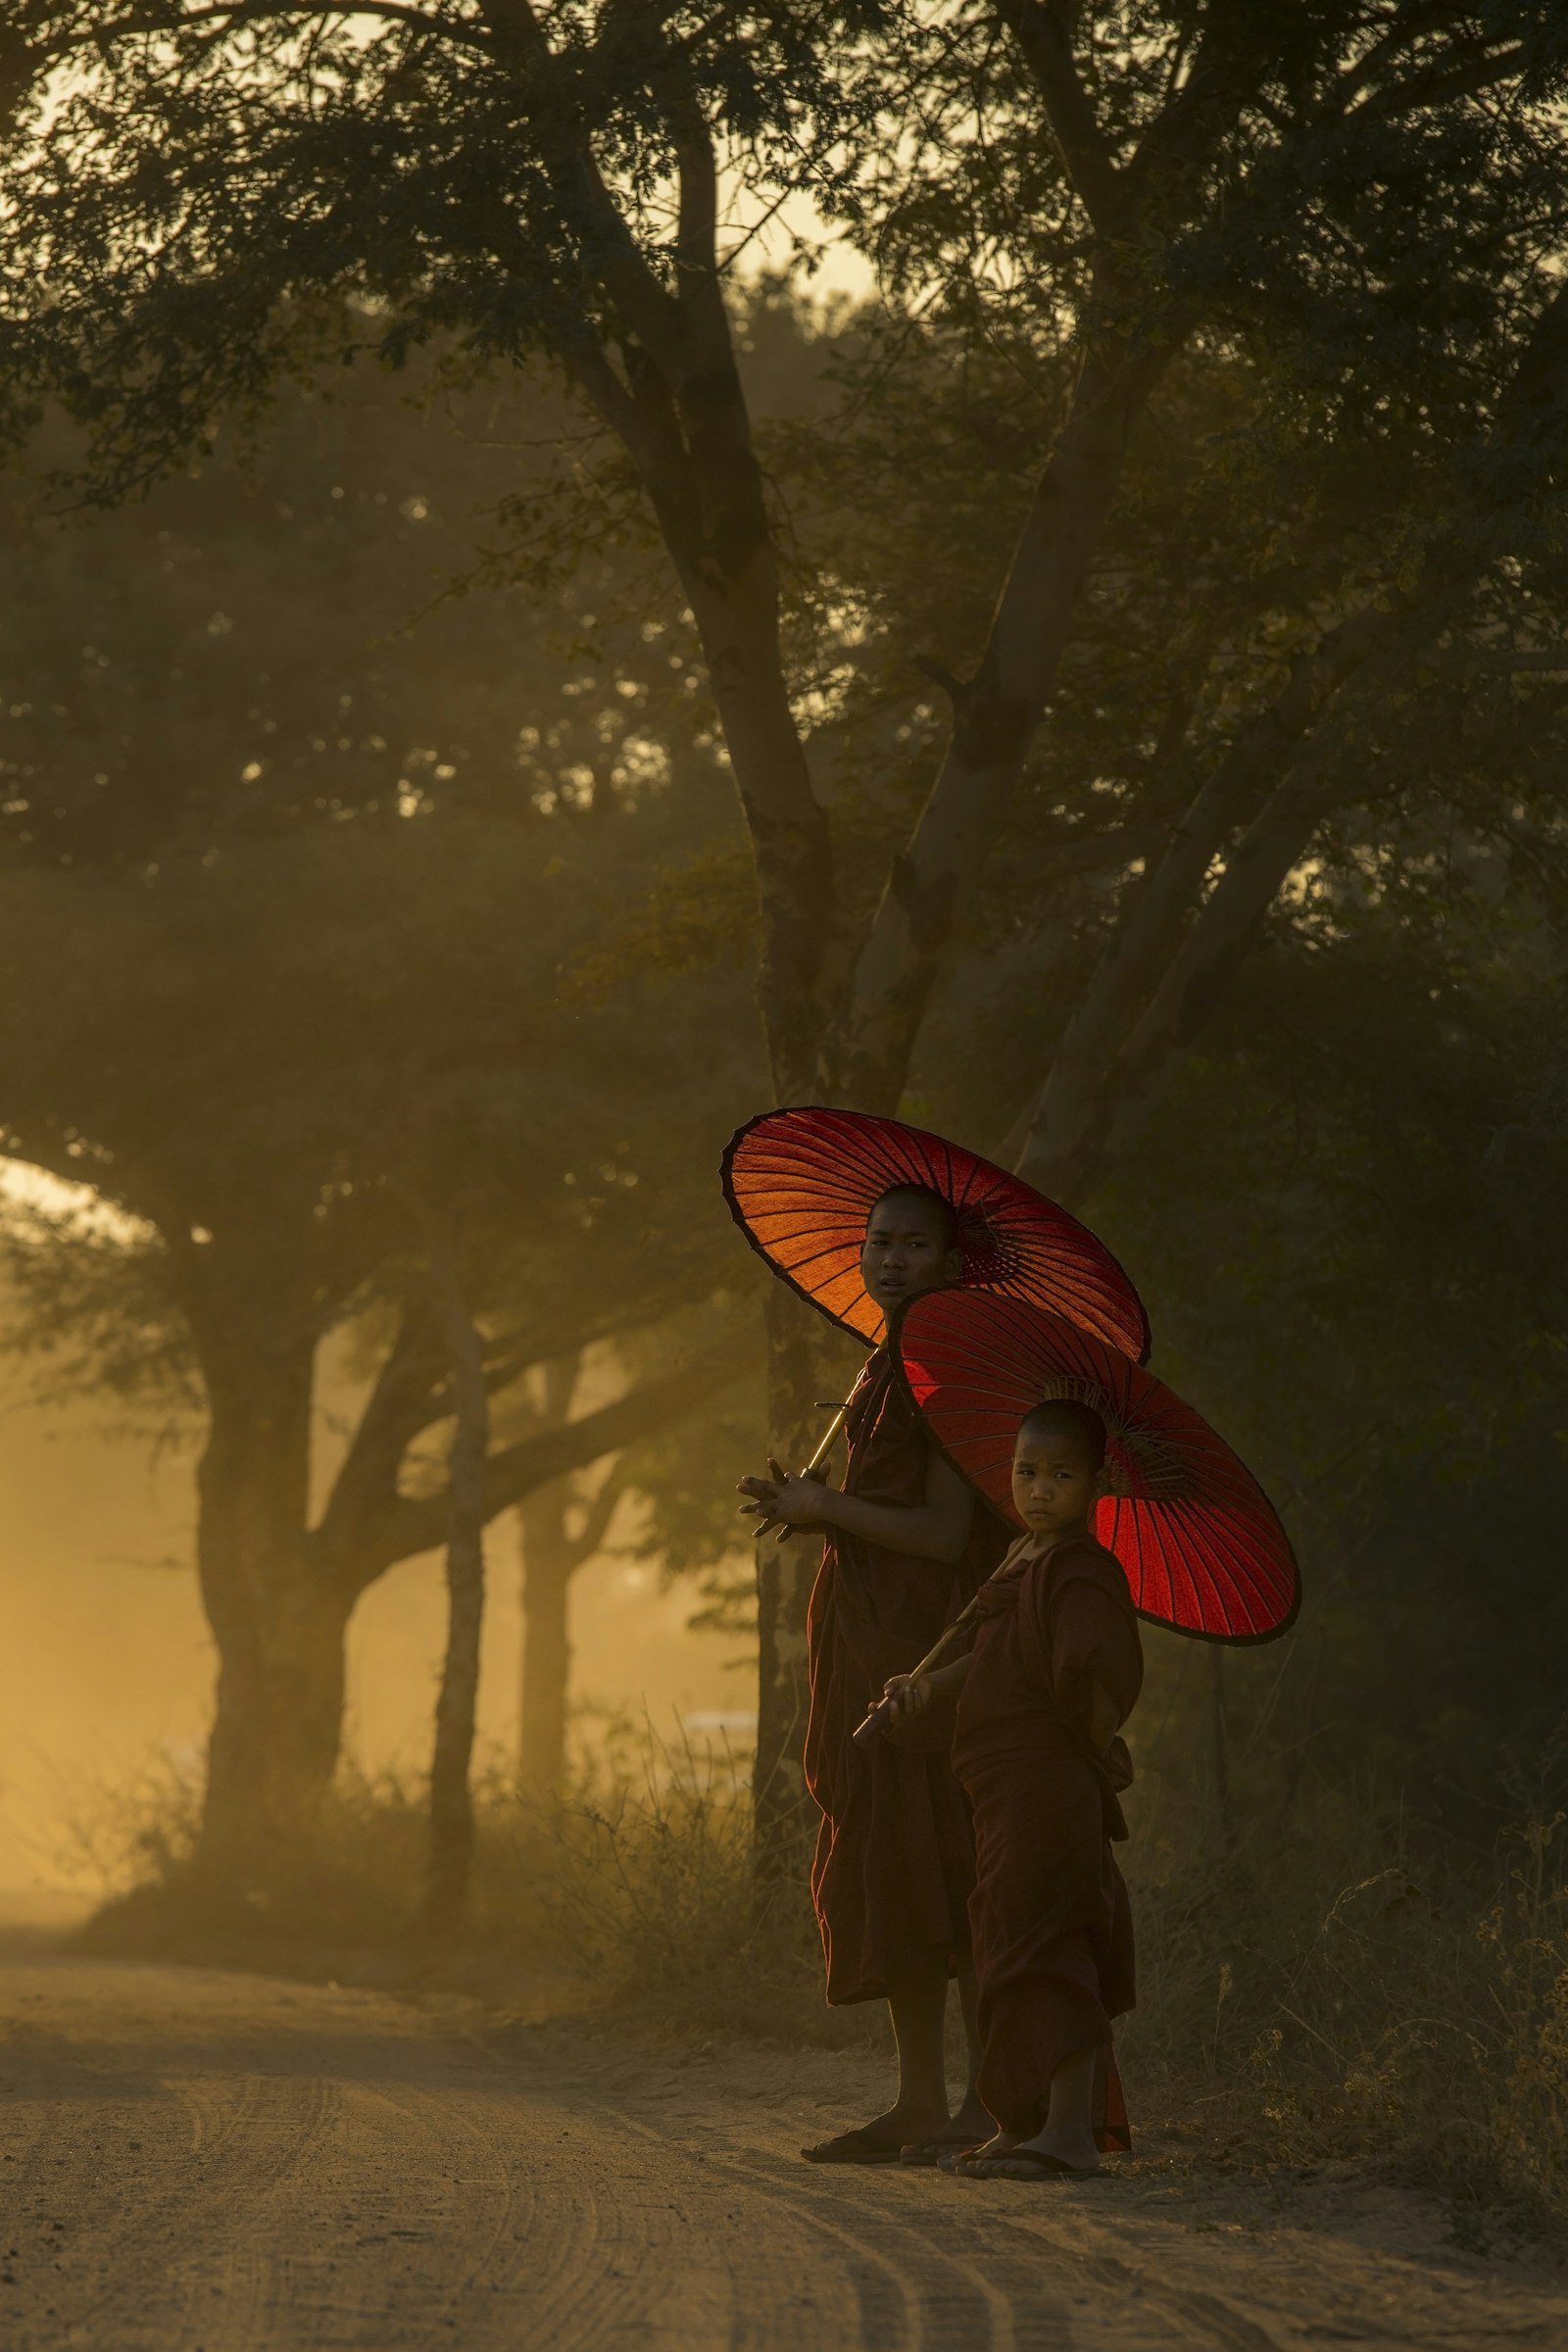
[739,1186,1007,2164]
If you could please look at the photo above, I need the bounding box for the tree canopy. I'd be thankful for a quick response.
[3,2,1568,1846]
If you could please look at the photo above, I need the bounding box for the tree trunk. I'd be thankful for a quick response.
[196,1336,348,1878]
[829,330,1178,1111]
[423,1215,490,1932]
[515,1356,629,1799]
[517,1478,576,1796]
[681,577,842,1102]
[752,1287,834,1861]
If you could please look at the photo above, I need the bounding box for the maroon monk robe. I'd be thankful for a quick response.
[803,1347,1009,2005]
[952,1533,1144,2152]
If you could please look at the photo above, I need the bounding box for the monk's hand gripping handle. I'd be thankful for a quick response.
[850,1593,985,1744]
[768,1459,829,1544]
[751,1401,849,1542]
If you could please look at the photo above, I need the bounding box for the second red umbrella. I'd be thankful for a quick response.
[895,1289,1298,1643]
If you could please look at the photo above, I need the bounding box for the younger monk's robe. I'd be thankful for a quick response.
[951,1533,1144,2151]
[804,1348,1008,2003]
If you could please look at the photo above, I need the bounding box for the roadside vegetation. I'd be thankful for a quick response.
[67,1680,1568,2239]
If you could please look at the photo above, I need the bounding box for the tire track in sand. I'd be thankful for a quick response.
[4,1960,1567,2352]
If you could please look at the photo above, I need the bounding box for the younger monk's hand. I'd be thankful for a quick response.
[881,1672,931,1724]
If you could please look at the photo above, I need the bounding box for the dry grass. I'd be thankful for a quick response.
[1121,1754,1568,2229]
[66,1735,883,2051]
[64,1730,1568,2230]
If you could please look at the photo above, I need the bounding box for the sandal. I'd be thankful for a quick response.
[957,2144,1100,2180]
[801,2125,906,2166]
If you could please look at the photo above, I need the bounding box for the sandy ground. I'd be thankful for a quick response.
[1,1956,1566,2350]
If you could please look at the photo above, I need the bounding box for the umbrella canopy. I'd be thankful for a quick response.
[721,1105,1150,1361]
[896,1289,1298,1643]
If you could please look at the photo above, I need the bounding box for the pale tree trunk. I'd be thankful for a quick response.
[514,1352,636,1796]
[422,1211,490,1931]
[515,1356,580,1796]
[517,1485,574,1796]
[196,1336,350,1878]
[518,1490,632,1799]
[751,1289,829,1850]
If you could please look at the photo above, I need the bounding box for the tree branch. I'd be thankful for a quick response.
[992,0,1135,243]
[312,1298,445,1563]
[1325,1,1465,114]
[85,1,499,61]
[1480,647,1568,673]
[564,1452,632,1575]
[1019,597,1401,1191]
[1354,40,1529,121]
[1015,270,1568,1198]
[1028,598,1461,1198]
[1124,13,1259,203]
[830,326,1181,1109]
[328,1327,750,1592]
[313,1294,680,1569]
[479,0,690,378]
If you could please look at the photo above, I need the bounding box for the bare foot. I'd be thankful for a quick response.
[803,2103,949,2166]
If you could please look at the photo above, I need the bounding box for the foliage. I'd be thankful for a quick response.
[13,7,1568,1127]
[0,350,767,1468]
[0,353,775,1858]
[5,4,1568,1878]
[3,3,864,490]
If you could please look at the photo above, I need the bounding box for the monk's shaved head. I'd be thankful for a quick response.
[860,1183,963,1314]
[866,1183,960,1251]
[1016,1398,1107,1473]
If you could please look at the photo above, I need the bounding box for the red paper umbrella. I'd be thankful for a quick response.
[896,1289,1298,1643]
[721,1106,1150,1362]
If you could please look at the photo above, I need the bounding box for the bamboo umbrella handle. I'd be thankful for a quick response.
[746,1399,852,1544]
[765,1403,849,1544]
[851,1592,986,1746]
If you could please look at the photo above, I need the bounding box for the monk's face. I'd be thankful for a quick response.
[1011,1420,1100,1539]
[860,1192,962,1314]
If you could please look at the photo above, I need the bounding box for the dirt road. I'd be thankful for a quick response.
[1,1958,1564,2350]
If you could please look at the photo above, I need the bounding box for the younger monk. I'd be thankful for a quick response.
[738,1186,1006,2165]
[884,1396,1143,2179]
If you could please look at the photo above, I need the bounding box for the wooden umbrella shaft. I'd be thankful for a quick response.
[752,1397,854,1544]
[851,1591,986,1747]
[804,1404,847,1473]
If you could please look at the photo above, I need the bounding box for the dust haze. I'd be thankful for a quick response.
[0,1367,744,1893]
